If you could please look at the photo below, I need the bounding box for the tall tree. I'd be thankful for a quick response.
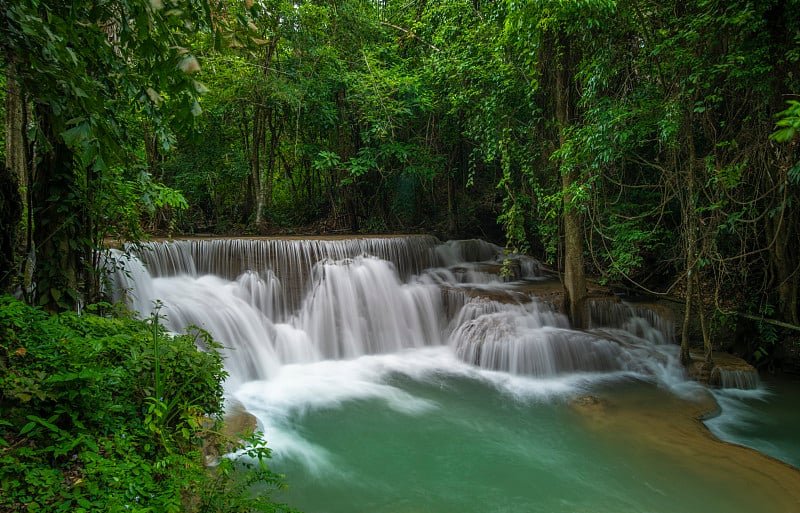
[1,0,209,309]
[1,64,27,291]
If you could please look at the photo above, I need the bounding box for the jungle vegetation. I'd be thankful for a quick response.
[0,0,800,358]
[3,0,800,360]
[1,0,799,509]
[2,0,799,363]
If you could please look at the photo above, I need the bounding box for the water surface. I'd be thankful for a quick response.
[234,349,800,513]
[110,237,800,513]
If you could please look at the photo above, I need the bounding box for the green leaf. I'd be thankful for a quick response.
[770,127,796,143]
[20,421,37,436]
[61,122,91,147]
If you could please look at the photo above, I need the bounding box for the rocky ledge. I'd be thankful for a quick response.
[686,350,761,389]
[201,401,259,465]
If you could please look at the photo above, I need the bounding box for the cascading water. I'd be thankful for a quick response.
[710,367,761,389]
[125,236,439,316]
[110,237,453,385]
[109,237,675,383]
[108,236,800,513]
[449,299,631,375]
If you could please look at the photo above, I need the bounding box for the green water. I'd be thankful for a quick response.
[117,237,800,512]
[119,237,800,511]
[706,375,800,468]
[236,352,796,513]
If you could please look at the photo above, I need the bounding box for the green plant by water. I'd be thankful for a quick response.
[0,296,294,513]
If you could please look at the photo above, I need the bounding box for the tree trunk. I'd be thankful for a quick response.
[769,200,799,325]
[695,271,713,364]
[679,118,707,365]
[2,64,27,293]
[680,257,694,364]
[447,168,456,236]
[5,64,28,191]
[554,41,587,329]
[258,107,283,223]
[31,105,84,311]
[143,123,162,178]
[562,167,586,329]
[251,105,266,225]
[0,164,22,293]
[252,35,280,227]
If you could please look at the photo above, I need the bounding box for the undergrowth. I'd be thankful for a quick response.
[0,296,293,513]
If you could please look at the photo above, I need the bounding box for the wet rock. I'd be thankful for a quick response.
[688,351,760,390]
[201,402,259,466]
[222,402,258,442]
[570,394,609,411]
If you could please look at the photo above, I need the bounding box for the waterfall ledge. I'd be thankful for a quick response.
[687,351,761,390]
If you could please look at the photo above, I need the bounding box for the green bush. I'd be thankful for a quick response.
[0,296,291,513]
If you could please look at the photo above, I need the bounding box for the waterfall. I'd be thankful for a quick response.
[127,236,440,316]
[296,256,446,359]
[451,311,626,375]
[108,236,683,387]
[587,299,676,345]
[710,367,762,390]
[105,236,797,513]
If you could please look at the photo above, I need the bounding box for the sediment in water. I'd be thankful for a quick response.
[570,385,800,513]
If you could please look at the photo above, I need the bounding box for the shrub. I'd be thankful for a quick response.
[0,296,291,513]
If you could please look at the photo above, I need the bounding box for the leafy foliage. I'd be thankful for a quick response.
[771,100,800,143]
[1,0,208,307]
[0,296,291,513]
[3,0,800,352]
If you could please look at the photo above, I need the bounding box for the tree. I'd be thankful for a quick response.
[502,0,619,328]
[1,0,209,309]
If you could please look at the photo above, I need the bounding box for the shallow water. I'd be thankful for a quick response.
[233,350,796,513]
[109,237,800,513]
[706,375,800,468]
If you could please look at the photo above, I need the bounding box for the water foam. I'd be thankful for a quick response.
[108,237,695,469]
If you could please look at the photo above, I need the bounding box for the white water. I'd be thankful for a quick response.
[108,238,684,389]
[107,237,798,512]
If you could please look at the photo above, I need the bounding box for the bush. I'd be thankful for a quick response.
[0,296,291,513]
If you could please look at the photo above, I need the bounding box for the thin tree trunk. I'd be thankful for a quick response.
[251,105,266,225]
[770,203,799,325]
[260,107,283,220]
[447,168,456,235]
[253,34,280,227]
[680,118,699,365]
[695,272,713,364]
[680,258,694,364]
[554,41,587,329]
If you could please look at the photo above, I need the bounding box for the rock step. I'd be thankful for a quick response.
[687,351,760,390]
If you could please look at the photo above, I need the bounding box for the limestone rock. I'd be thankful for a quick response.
[687,351,760,390]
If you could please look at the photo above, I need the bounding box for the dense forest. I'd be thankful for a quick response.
[2,1,800,511]
[2,0,800,359]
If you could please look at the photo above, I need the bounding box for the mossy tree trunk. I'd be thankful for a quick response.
[551,32,587,329]
[30,105,85,311]
[2,63,27,293]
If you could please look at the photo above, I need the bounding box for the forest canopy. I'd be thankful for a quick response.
[1,0,799,363]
